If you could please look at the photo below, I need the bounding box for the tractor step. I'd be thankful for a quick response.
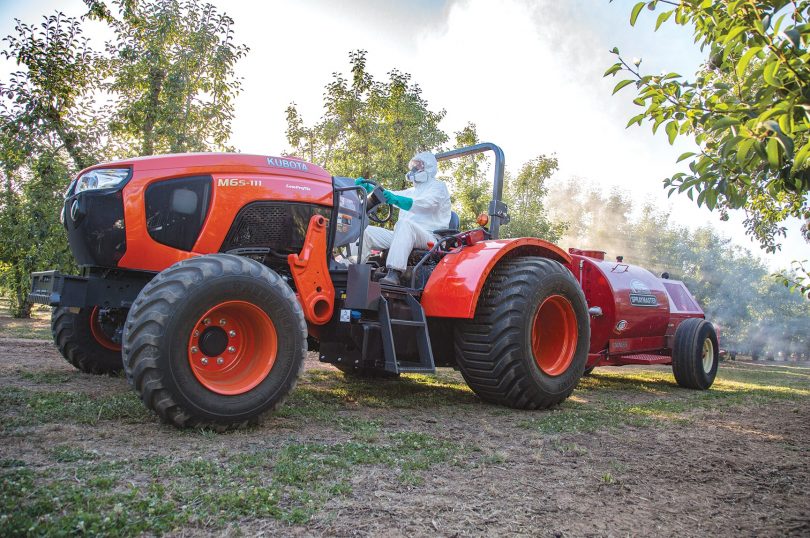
[378,294,435,375]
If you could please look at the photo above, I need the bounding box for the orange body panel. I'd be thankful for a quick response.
[421,238,571,319]
[101,153,333,272]
[288,215,335,325]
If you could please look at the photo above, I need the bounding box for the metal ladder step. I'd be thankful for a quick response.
[390,319,424,327]
[378,295,435,375]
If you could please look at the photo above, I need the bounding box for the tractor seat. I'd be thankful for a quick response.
[432,211,460,237]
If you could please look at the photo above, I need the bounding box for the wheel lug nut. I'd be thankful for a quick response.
[229,330,236,337]
[219,319,227,326]
[228,346,236,353]
[193,330,199,337]
[201,357,209,365]
[203,318,211,325]
[191,346,198,353]
[216,357,224,365]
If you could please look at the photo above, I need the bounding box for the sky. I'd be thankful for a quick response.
[0,0,808,270]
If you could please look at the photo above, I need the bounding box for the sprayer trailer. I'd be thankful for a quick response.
[28,143,717,429]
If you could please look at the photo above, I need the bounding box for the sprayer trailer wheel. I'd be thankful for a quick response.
[454,256,589,409]
[122,254,307,429]
[672,317,718,390]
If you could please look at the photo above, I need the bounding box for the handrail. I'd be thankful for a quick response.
[435,142,507,238]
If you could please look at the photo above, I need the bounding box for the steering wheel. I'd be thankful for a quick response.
[361,179,393,224]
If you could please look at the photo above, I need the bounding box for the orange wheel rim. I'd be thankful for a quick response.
[531,295,577,376]
[187,300,277,395]
[90,306,122,351]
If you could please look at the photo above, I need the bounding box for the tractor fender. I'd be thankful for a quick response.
[421,238,571,318]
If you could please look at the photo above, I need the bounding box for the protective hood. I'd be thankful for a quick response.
[407,151,438,184]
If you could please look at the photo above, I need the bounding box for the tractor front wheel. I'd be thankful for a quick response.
[122,254,307,429]
[672,318,718,390]
[454,256,589,409]
[52,306,124,375]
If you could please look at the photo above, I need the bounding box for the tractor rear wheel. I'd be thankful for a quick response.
[671,318,718,390]
[52,306,124,375]
[454,256,589,409]
[122,254,307,429]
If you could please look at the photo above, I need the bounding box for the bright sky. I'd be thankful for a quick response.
[1,0,808,270]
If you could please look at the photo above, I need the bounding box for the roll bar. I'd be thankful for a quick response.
[436,142,508,239]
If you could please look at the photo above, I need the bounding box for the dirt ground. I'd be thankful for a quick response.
[1,315,808,537]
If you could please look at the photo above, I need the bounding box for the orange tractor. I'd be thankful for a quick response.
[29,143,716,429]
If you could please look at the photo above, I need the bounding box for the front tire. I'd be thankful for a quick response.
[52,306,124,375]
[454,256,590,409]
[122,254,307,429]
[672,318,718,390]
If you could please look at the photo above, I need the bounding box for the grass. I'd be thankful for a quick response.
[0,302,51,340]
[519,366,810,434]
[0,353,807,534]
[0,430,467,535]
[0,386,152,429]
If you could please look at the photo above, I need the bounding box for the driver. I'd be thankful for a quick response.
[355,151,451,286]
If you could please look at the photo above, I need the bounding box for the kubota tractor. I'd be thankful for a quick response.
[29,143,717,429]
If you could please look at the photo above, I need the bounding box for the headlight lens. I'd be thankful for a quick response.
[74,168,130,193]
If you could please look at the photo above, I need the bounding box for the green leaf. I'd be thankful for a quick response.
[676,151,696,162]
[665,120,678,144]
[785,28,801,48]
[763,60,780,87]
[626,113,645,128]
[612,79,634,94]
[792,140,810,169]
[711,116,739,130]
[724,26,747,45]
[766,137,780,168]
[603,63,622,77]
[736,138,755,164]
[655,10,673,30]
[630,2,645,26]
[736,47,761,78]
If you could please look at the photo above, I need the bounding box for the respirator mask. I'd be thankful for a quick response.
[406,159,428,183]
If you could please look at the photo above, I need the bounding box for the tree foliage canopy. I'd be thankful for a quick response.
[0,1,247,316]
[606,0,810,253]
[285,50,448,191]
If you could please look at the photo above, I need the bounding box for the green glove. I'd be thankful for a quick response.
[354,177,374,194]
[383,190,413,211]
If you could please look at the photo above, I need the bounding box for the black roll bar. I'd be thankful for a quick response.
[435,142,507,239]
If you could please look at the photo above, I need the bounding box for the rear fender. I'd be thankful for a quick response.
[421,238,571,318]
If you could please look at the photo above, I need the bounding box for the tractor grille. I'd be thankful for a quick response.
[228,205,287,246]
[220,202,330,254]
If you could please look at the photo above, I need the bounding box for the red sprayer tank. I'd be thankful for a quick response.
[565,248,705,368]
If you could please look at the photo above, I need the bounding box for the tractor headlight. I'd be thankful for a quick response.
[74,168,131,193]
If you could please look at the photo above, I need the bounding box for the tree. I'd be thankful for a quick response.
[500,155,566,242]
[440,123,490,229]
[548,178,810,356]
[0,3,249,317]
[87,0,248,156]
[605,0,809,254]
[0,13,103,170]
[285,50,448,188]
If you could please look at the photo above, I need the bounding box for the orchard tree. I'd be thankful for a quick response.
[87,0,248,155]
[285,50,448,189]
[0,13,103,170]
[605,0,809,256]
[440,123,490,229]
[501,155,566,242]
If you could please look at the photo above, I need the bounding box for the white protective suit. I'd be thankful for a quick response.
[362,152,451,271]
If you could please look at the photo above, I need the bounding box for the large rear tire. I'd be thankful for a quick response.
[51,306,124,375]
[122,254,307,429]
[454,256,589,409]
[672,318,718,390]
